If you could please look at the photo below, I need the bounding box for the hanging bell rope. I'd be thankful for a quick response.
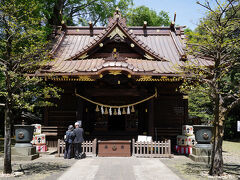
[75,88,157,108]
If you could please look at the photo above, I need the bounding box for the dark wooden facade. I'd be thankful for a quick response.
[42,78,187,147]
[31,10,211,147]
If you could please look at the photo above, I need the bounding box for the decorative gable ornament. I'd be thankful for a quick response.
[108,27,126,40]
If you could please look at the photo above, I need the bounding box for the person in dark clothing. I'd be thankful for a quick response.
[73,122,84,159]
[64,125,74,159]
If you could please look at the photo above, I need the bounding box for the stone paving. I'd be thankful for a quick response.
[58,157,182,180]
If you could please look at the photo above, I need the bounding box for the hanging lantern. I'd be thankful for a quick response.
[104,107,108,115]
[131,106,135,113]
[101,106,104,114]
[113,108,117,115]
[127,106,130,114]
[122,108,126,115]
[96,105,100,112]
[109,107,112,116]
[118,108,121,115]
[145,108,148,113]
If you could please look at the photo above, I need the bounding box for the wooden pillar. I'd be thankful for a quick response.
[148,99,154,137]
[183,99,188,125]
[44,107,48,126]
[76,97,84,121]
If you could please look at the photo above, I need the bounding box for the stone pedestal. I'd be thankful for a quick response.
[12,147,39,161]
[189,146,212,163]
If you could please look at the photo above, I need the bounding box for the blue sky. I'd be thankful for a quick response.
[133,0,208,30]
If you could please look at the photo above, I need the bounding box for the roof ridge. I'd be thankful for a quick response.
[62,12,169,62]
[50,31,66,57]
[117,19,169,61]
[170,31,186,58]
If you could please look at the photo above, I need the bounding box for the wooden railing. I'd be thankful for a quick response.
[57,139,97,157]
[132,139,173,158]
[82,140,97,156]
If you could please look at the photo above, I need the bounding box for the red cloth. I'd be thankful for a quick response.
[175,145,192,155]
[36,145,47,152]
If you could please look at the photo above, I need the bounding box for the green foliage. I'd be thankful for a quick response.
[188,85,213,122]
[126,6,170,26]
[224,108,240,140]
[183,1,240,126]
[38,0,133,26]
[181,1,240,174]
[0,0,61,112]
[182,1,240,112]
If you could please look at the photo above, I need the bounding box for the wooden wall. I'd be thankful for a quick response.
[43,81,188,147]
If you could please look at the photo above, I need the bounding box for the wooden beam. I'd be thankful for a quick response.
[89,21,93,36]
[143,21,147,37]
[143,21,147,29]
[148,99,154,137]
[89,21,93,29]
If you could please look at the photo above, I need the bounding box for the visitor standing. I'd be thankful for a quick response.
[73,122,84,159]
[64,125,74,159]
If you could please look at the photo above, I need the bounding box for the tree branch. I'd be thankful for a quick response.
[224,98,240,116]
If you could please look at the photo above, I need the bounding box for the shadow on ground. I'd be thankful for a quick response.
[13,162,70,175]
[183,162,240,178]
[183,162,209,178]
[224,163,240,176]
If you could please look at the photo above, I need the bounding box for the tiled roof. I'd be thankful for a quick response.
[42,58,212,76]
[39,11,213,77]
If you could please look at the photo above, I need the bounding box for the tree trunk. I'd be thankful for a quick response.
[48,0,64,26]
[3,103,12,174]
[209,124,224,175]
[209,97,224,176]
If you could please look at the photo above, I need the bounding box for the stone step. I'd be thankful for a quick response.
[12,154,39,161]
[189,154,211,163]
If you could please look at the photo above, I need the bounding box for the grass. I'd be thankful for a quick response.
[223,140,240,156]
[0,138,15,157]
[161,140,240,180]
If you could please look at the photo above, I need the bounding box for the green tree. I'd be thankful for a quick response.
[127,6,170,26]
[182,0,240,176]
[39,0,133,26]
[188,85,213,122]
[0,0,61,174]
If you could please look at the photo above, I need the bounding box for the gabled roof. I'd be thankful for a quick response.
[37,9,213,77]
[63,12,168,62]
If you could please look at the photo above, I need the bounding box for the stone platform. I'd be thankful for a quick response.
[12,146,39,161]
[189,146,211,163]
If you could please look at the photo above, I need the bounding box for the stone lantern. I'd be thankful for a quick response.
[194,125,213,148]
[15,125,34,147]
[12,121,39,161]
[189,125,213,163]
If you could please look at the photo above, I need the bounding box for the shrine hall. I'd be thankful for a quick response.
[31,9,212,148]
